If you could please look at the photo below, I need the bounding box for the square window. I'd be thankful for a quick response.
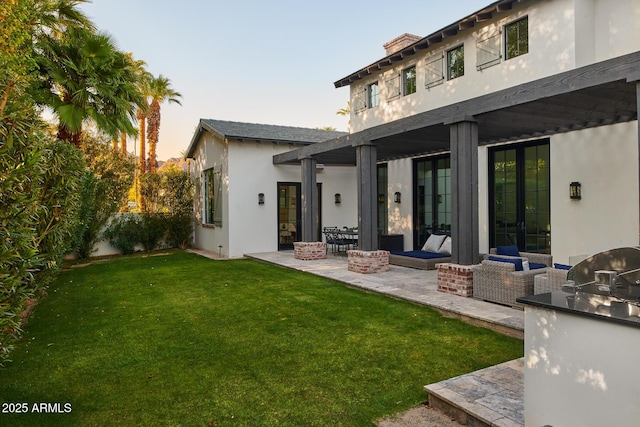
[368,82,379,108]
[447,45,464,80]
[403,66,416,96]
[505,17,528,60]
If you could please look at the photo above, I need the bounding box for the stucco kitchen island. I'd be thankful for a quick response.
[518,281,640,427]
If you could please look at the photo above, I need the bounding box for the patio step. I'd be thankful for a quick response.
[424,358,524,427]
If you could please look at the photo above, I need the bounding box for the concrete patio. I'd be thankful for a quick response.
[191,249,525,427]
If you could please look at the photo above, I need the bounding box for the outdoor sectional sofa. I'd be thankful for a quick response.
[472,246,553,309]
[389,233,451,270]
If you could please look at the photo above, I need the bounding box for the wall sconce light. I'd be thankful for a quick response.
[258,193,265,205]
[334,193,341,204]
[394,192,401,203]
[569,182,581,200]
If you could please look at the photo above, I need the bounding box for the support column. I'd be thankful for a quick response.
[356,142,378,251]
[637,82,640,246]
[450,120,479,265]
[300,156,317,242]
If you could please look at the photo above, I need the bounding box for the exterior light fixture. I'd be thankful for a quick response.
[394,192,401,203]
[334,193,341,204]
[569,182,581,200]
[258,193,265,205]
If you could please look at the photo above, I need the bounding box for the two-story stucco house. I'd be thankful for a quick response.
[273,0,640,266]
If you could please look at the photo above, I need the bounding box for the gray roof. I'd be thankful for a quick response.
[185,119,347,158]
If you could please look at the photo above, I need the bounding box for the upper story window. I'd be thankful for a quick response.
[505,17,528,60]
[367,82,379,108]
[403,66,417,95]
[447,45,464,80]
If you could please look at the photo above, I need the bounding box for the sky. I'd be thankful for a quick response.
[79,0,491,161]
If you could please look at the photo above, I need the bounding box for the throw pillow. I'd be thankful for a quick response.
[488,255,523,271]
[554,263,572,270]
[422,234,447,253]
[438,236,452,255]
[496,245,520,257]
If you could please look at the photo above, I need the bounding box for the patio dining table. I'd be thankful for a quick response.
[338,229,358,250]
[323,228,358,254]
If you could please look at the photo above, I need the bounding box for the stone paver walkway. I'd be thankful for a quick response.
[189,249,525,427]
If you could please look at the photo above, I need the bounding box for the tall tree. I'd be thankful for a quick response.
[32,27,145,147]
[146,75,181,173]
[132,62,151,174]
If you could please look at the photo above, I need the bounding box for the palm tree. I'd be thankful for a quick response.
[336,101,351,132]
[146,75,182,173]
[122,54,152,174]
[119,132,127,154]
[33,27,145,147]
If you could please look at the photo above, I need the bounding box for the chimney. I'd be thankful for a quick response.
[383,33,422,56]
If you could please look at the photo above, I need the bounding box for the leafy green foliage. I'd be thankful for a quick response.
[74,135,135,258]
[0,0,176,366]
[137,168,194,250]
[34,140,86,286]
[102,214,141,255]
[32,26,145,145]
[0,0,46,366]
[138,213,166,251]
[0,252,523,425]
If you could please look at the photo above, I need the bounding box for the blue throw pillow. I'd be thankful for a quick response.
[529,262,547,270]
[554,263,571,270]
[496,245,520,257]
[488,255,523,271]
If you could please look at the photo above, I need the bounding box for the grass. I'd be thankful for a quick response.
[0,250,523,426]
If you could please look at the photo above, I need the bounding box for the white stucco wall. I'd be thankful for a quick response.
[191,132,230,256]
[190,134,357,258]
[387,159,413,249]
[318,165,358,230]
[550,122,639,264]
[524,304,640,426]
[349,0,640,133]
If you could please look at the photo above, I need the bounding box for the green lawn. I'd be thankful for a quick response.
[0,250,522,426]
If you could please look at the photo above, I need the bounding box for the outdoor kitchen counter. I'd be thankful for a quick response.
[517,289,640,328]
[518,291,640,427]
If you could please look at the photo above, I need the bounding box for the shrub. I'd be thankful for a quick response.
[166,214,192,249]
[138,167,193,250]
[35,139,86,286]
[0,0,45,364]
[102,214,141,255]
[74,136,135,258]
[139,213,167,251]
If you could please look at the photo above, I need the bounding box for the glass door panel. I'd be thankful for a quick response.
[278,183,300,250]
[523,144,550,252]
[436,158,451,233]
[490,141,550,253]
[414,156,451,249]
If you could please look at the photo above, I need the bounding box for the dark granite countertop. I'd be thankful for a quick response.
[518,290,640,329]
